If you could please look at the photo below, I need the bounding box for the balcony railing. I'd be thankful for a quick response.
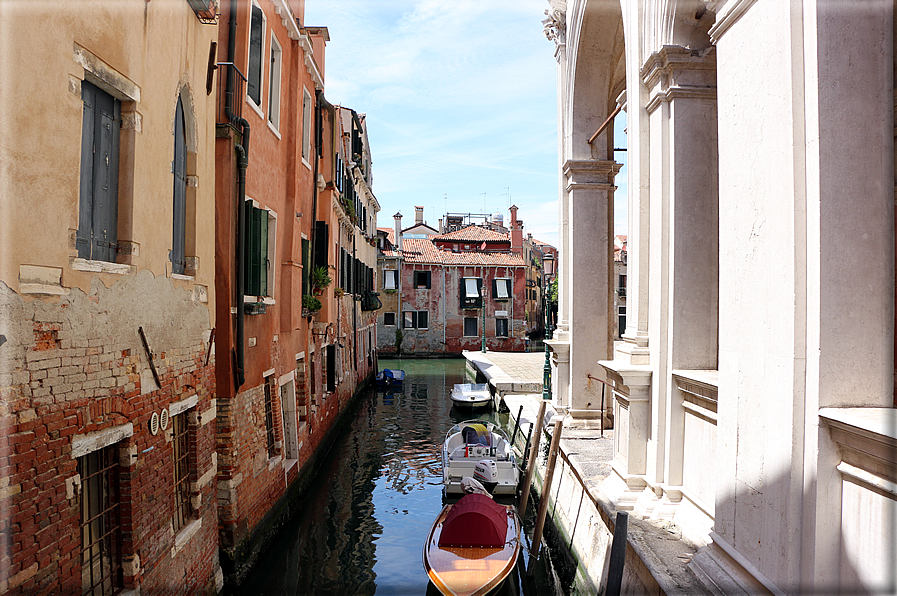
[186,0,219,24]
[217,63,247,126]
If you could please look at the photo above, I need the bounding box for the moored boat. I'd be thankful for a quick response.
[423,493,522,596]
[442,421,519,495]
[375,368,405,387]
[449,383,492,410]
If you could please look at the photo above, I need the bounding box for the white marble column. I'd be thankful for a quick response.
[565,159,621,418]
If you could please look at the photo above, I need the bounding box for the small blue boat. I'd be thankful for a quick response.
[375,368,405,387]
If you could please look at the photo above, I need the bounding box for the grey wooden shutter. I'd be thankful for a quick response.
[171,97,187,274]
[77,82,96,258]
[78,81,120,263]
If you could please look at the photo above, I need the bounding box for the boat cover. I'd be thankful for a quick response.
[461,424,491,446]
[438,494,507,548]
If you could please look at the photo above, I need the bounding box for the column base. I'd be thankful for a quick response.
[689,534,782,596]
[600,462,649,511]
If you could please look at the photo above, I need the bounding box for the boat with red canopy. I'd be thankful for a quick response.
[423,493,522,596]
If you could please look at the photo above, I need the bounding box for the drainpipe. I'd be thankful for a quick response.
[227,0,250,390]
[352,226,358,370]
[442,264,447,354]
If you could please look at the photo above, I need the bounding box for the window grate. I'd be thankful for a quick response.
[172,413,191,533]
[79,447,123,596]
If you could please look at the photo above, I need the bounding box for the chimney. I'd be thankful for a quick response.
[415,206,424,225]
[509,205,523,255]
[438,218,443,234]
[393,212,403,252]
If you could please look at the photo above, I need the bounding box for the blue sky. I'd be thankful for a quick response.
[304,0,628,247]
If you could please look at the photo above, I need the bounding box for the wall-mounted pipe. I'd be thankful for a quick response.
[227,0,251,390]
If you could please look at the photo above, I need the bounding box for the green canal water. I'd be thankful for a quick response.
[234,358,571,595]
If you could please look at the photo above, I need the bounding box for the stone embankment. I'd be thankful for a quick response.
[463,350,710,595]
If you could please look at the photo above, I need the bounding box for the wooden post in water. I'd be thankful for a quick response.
[518,401,546,518]
[529,417,563,562]
[605,511,629,596]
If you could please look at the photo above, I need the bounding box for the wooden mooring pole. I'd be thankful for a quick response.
[528,417,563,564]
[606,511,629,596]
[518,401,546,518]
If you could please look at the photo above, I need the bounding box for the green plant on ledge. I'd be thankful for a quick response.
[334,287,346,297]
[310,265,332,295]
[302,294,322,312]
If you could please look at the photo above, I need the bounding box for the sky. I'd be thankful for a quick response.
[304,0,628,248]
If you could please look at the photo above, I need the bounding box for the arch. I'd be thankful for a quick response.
[171,82,199,276]
[565,0,625,160]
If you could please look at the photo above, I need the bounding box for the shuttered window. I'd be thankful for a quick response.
[383,312,396,326]
[461,277,483,309]
[171,97,187,274]
[77,80,120,263]
[413,271,431,289]
[247,3,264,107]
[326,345,336,391]
[244,201,275,298]
[301,238,310,296]
[493,278,510,301]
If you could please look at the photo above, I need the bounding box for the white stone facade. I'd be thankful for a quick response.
[547,0,896,593]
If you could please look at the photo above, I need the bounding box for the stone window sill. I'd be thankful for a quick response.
[171,518,202,557]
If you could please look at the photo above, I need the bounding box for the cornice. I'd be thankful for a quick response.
[708,0,758,45]
[272,0,301,41]
[646,86,718,114]
[563,158,621,193]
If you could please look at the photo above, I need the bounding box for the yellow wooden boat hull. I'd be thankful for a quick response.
[423,503,521,596]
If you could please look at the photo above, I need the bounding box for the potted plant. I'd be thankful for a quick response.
[302,294,321,317]
[310,265,332,296]
[334,287,346,297]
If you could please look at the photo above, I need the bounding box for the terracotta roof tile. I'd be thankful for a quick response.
[434,226,509,243]
[399,238,525,266]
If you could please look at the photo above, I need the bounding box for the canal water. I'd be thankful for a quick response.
[236,358,570,595]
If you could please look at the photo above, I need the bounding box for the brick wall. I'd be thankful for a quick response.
[0,276,220,594]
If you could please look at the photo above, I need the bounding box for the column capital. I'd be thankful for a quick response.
[542,1,566,50]
[563,159,622,192]
[642,46,717,114]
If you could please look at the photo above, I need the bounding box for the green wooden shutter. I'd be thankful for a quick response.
[301,238,310,295]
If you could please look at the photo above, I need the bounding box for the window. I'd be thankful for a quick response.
[383,269,398,290]
[280,379,298,459]
[171,96,187,274]
[77,80,121,263]
[247,3,265,107]
[461,277,483,309]
[326,345,336,391]
[413,270,431,289]
[301,89,312,164]
[79,446,123,595]
[403,311,428,329]
[267,35,282,130]
[493,278,510,301]
[464,317,478,337]
[383,312,396,326]
[244,201,276,298]
[172,412,191,533]
[263,375,276,457]
[496,318,509,338]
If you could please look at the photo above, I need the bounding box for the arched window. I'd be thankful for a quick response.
[171,96,187,274]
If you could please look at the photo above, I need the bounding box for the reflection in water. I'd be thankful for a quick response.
[237,358,559,595]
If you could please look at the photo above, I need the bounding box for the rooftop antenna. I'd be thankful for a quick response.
[504,187,510,208]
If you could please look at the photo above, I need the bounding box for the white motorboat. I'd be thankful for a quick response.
[441,421,519,495]
[449,383,492,410]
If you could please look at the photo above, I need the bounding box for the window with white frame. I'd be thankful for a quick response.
[463,317,478,337]
[267,35,282,131]
[493,278,510,301]
[301,89,312,164]
[495,318,509,338]
[461,277,482,309]
[383,269,397,290]
[243,200,276,299]
[246,2,265,108]
[403,311,428,329]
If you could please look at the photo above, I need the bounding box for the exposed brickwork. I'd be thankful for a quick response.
[0,280,220,595]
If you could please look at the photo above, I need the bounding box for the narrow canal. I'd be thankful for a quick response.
[234,358,570,595]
